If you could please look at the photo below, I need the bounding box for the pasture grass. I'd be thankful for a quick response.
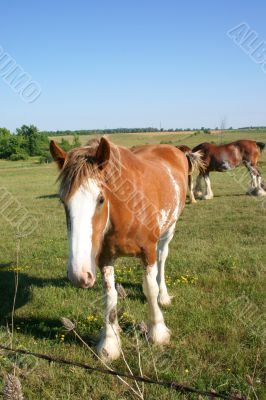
[0,130,265,399]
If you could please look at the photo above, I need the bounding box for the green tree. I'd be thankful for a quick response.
[59,138,72,151]
[16,125,40,156]
[0,128,12,158]
[0,134,28,159]
[0,127,11,138]
[72,134,81,148]
[59,135,81,152]
[16,124,50,157]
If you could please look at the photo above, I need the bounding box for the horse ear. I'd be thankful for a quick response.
[50,140,66,169]
[95,137,111,169]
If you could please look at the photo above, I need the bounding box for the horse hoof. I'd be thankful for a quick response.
[194,191,202,199]
[96,341,121,362]
[258,189,266,197]
[158,293,173,307]
[148,323,171,345]
[96,330,121,361]
[202,195,213,200]
[246,187,266,197]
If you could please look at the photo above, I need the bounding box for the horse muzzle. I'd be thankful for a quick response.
[67,269,95,289]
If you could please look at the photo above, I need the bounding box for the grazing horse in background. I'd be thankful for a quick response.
[192,140,266,199]
[50,137,203,361]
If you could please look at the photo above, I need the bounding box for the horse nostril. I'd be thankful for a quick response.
[87,271,94,282]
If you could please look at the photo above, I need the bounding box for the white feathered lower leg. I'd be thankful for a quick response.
[143,263,170,345]
[96,266,121,361]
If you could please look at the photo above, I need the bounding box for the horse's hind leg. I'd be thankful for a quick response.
[202,173,214,200]
[188,175,197,203]
[157,225,175,306]
[253,165,266,194]
[244,162,266,196]
[143,250,170,345]
[257,174,266,193]
[194,173,204,198]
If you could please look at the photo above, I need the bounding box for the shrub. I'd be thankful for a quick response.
[9,152,28,161]
[160,140,173,144]
[39,151,53,164]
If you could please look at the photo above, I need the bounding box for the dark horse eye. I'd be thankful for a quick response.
[98,196,105,205]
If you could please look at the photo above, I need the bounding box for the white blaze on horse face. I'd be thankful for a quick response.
[66,180,100,289]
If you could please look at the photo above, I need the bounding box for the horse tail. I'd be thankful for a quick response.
[256,142,266,153]
[185,150,206,175]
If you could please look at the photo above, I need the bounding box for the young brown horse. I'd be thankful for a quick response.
[192,140,266,199]
[50,137,202,360]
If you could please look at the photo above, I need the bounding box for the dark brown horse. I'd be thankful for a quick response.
[192,140,266,199]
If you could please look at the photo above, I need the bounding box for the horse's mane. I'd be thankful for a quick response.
[58,138,117,201]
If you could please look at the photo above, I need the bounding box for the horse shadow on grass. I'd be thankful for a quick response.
[36,193,59,199]
[212,193,247,198]
[0,265,144,345]
[118,281,145,303]
[0,265,70,340]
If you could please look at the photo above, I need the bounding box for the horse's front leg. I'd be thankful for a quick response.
[194,173,203,198]
[157,226,175,306]
[202,173,214,200]
[96,266,121,361]
[143,261,170,345]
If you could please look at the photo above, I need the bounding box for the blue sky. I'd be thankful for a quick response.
[1,0,266,131]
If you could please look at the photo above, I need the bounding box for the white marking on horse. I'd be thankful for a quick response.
[158,209,171,232]
[143,262,170,344]
[157,223,176,306]
[203,175,214,200]
[66,179,100,288]
[103,200,110,235]
[96,266,121,360]
[165,166,180,220]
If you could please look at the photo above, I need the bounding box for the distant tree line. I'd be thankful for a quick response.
[40,127,160,136]
[41,127,217,136]
[40,127,240,136]
[238,126,266,130]
[0,125,81,162]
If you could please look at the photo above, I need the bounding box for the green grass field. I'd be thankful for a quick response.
[0,130,265,399]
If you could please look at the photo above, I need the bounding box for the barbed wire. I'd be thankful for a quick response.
[0,344,246,399]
